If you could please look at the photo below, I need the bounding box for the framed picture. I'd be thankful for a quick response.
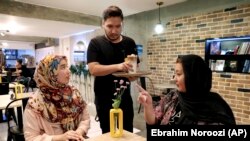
[215,60,225,71]
[210,41,221,55]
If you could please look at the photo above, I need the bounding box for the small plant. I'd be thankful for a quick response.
[112,79,129,109]
[69,62,89,76]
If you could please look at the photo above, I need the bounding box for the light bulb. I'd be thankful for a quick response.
[155,23,164,34]
[0,32,5,36]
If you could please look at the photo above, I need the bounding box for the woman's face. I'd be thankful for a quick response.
[56,59,70,85]
[174,63,186,92]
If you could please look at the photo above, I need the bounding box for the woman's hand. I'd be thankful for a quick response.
[136,83,156,125]
[136,83,153,107]
[52,130,84,141]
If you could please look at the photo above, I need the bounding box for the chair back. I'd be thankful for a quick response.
[140,77,146,90]
[5,97,29,141]
[14,84,23,98]
[24,77,31,92]
[6,71,13,82]
[0,82,9,95]
[137,77,147,114]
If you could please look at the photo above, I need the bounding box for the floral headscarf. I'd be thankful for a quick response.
[27,55,86,132]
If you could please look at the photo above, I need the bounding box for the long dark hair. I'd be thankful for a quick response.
[176,54,235,124]
[176,54,212,98]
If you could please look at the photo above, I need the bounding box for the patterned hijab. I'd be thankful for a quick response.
[27,55,86,132]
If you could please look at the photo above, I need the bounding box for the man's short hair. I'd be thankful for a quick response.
[102,6,123,21]
[17,59,23,65]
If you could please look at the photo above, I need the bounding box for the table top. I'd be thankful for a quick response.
[0,73,6,77]
[0,92,32,110]
[9,82,25,89]
[0,72,17,77]
[85,130,146,141]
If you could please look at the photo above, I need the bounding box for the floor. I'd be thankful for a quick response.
[0,103,147,141]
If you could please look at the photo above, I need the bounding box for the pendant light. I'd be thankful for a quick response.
[154,1,164,34]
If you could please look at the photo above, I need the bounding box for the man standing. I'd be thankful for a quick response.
[0,49,5,72]
[87,6,139,133]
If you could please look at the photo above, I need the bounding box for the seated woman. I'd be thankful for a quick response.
[23,55,90,141]
[137,54,235,125]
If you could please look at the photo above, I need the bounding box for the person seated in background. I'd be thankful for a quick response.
[23,55,90,141]
[15,59,31,85]
[137,54,235,125]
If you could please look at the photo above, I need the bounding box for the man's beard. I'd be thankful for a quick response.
[105,32,120,42]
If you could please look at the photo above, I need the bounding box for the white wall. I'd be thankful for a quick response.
[59,37,71,64]
[0,41,35,50]
[35,46,55,65]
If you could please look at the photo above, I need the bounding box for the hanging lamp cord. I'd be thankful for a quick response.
[158,3,161,23]
[157,2,163,24]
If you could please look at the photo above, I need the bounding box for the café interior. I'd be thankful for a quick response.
[0,0,250,140]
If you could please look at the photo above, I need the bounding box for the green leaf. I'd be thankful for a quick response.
[112,99,121,109]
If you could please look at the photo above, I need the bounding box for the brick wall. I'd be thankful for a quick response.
[146,3,250,124]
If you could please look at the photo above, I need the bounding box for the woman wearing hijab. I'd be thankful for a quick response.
[137,54,235,125]
[23,55,90,141]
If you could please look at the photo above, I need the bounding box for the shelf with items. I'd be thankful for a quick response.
[205,36,250,74]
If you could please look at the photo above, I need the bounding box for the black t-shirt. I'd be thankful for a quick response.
[87,35,139,106]
[19,65,31,77]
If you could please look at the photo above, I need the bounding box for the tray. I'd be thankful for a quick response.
[112,71,151,77]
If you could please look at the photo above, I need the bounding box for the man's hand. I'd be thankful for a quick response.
[118,62,133,72]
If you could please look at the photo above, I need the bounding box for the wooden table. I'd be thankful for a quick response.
[85,130,146,141]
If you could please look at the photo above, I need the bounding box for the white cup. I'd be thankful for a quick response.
[128,59,137,74]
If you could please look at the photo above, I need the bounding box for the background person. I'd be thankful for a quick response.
[137,54,235,125]
[15,59,31,84]
[23,55,90,141]
[87,5,139,133]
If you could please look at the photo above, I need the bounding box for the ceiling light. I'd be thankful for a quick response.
[154,2,164,34]
[2,42,8,46]
[0,30,9,36]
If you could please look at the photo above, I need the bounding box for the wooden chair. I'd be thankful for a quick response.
[0,82,9,95]
[5,97,29,141]
[137,77,146,114]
